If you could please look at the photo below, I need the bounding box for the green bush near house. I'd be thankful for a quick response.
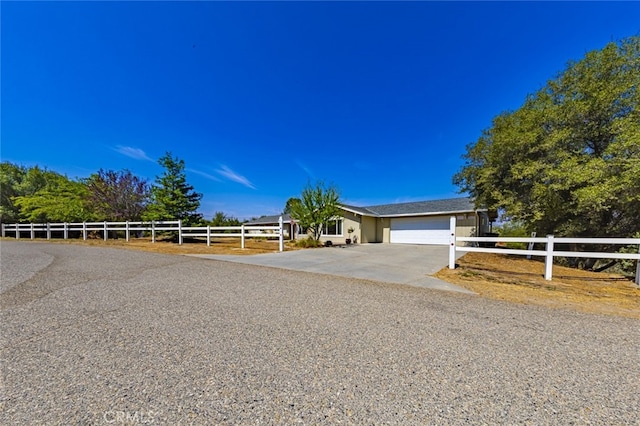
[295,236,323,248]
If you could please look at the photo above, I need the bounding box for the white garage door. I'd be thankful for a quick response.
[390,216,450,245]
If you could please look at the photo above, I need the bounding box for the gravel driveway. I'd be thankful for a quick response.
[2,241,639,424]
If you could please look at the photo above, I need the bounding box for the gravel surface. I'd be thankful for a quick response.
[1,240,639,425]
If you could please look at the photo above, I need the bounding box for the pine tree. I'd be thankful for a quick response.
[145,152,203,225]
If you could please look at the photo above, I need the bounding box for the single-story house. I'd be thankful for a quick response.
[245,214,297,240]
[246,197,494,246]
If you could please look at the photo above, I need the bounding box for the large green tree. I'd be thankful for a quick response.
[290,181,340,241]
[145,152,203,225]
[209,211,241,228]
[1,163,91,223]
[283,197,301,215]
[454,36,640,239]
[0,162,27,223]
[13,172,93,223]
[85,169,150,221]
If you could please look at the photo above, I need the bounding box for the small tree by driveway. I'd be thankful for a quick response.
[290,181,340,241]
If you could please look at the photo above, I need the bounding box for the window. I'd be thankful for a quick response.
[322,219,343,236]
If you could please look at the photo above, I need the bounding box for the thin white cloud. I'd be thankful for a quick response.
[216,165,256,189]
[187,168,222,182]
[114,145,154,162]
[295,160,315,179]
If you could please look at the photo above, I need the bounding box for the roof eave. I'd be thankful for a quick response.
[338,205,378,217]
[377,209,485,218]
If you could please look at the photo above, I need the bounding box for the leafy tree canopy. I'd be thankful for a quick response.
[209,211,242,227]
[290,181,340,241]
[454,36,640,238]
[13,172,93,223]
[144,152,203,225]
[283,197,301,215]
[85,169,150,221]
[0,162,27,223]
[1,163,88,223]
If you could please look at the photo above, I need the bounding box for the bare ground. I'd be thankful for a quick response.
[434,252,640,319]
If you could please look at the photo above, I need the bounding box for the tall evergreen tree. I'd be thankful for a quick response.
[145,152,203,225]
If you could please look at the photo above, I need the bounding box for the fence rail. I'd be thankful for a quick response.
[1,218,285,252]
[448,217,640,286]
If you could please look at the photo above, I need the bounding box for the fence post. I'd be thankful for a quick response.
[82,222,87,240]
[635,244,640,287]
[64,223,68,240]
[47,223,51,240]
[126,221,130,242]
[207,225,211,247]
[448,216,457,269]
[279,216,284,252]
[151,221,156,243]
[16,224,20,239]
[178,220,183,245]
[31,223,35,240]
[241,224,245,249]
[545,235,554,281]
[103,221,108,241]
[526,232,537,260]
[1,223,4,238]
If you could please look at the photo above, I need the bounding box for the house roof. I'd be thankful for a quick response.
[248,197,481,224]
[338,203,379,217]
[362,197,480,217]
[245,214,292,225]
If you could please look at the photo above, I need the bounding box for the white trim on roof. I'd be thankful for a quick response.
[338,205,376,216]
[338,206,485,218]
[377,209,486,218]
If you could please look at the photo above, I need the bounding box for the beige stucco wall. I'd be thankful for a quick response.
[379,218,391,243]
[318,212,381,244]
[315,210,484,245]
[343,212,361,243]
[454,214,478,246]
[360,215,378,243]
[317,210,361,245]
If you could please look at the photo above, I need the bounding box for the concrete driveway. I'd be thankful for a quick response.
[192,243,473,294]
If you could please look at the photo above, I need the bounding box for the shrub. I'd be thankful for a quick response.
[493,221,530,250]
[295,237,323,248]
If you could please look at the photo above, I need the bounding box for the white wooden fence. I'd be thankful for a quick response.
[447,217,640,286]
[1,217,285,252]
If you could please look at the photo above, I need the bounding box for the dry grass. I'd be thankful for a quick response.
[434,252,640,319]
[2,236,298,255]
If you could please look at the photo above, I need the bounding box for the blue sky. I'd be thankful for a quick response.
[2,2,639,220]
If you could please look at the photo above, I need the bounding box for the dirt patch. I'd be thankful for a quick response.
[434,252,640,319]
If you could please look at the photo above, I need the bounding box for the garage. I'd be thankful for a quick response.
[389,216,451,245]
